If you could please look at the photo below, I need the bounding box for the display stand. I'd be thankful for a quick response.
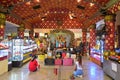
[7,40,13,71]
[12,38,37,67]
[0,43,9,75]
[90,48,102,66]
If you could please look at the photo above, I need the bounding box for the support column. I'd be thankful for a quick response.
[104,15,116,51]
[82,29,87,54]
[0,13,6,41]
[117,25,120,48]
[89,24,96,49]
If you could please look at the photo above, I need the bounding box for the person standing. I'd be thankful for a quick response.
[79,41,84,54]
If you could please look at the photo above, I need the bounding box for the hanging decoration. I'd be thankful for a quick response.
[56,20,63,28]
[108,1,120,14]
[0,13,6,41]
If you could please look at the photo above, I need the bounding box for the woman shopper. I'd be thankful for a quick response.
[73,57,83,78]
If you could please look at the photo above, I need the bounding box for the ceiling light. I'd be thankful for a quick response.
[35,0,40,2]
[45,13,47,16]
[38,14,40,17]
[41,18,44,21]
[69,13,73,19]
[26,1,31,5]
[77,0,82,3]
[47,11,49,13]
[90,3,94,7]
[61,11,64,13]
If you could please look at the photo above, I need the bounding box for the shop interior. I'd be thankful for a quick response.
[0,0,120,80]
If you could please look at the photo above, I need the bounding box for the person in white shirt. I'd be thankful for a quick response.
[73,57,83,77]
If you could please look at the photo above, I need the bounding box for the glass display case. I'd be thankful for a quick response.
[7,40,13,71]
[90,39,104,66]
[12,38,38,67]
[0,41,12,71]
[12,38,24,67]
[22,44,37,63]
[0,44,8,61]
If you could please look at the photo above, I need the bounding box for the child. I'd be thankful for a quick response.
[29,55,40,72]
[73,57,83,78]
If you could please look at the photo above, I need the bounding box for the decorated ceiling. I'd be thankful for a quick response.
[0,0,120,29]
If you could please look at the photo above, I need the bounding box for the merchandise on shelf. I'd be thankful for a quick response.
[0,40,13,71]
[12,37,38,67]
[0,42,9,61]
[90,39,104,66]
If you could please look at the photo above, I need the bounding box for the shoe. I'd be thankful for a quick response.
[77,75,83,78]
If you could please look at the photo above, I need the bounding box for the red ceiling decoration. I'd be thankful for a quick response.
[108,1,120,14]
[0,0,115,29]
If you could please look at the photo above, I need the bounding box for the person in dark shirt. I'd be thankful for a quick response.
[79,41,84,55]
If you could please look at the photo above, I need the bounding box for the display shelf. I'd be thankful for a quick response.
[90,56,101,66]
[90,48,102,66]
[12,38,37,67]
[0,44,9,61]
[23,52,32,64]
[0,48,9,50]
[0,41,12,71]
[23,52,32,57]
[23,57,31,63]
[0,56,7,61]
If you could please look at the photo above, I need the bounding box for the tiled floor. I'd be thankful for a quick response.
[0,57,112,80]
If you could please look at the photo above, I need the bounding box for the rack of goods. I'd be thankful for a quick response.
[0,43,9,75]
[103,49,120,80]
[12,38,37,67]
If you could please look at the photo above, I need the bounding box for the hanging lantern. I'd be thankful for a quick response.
[18,24,25,31]
[0,13,5,41]
[0,13,6,25]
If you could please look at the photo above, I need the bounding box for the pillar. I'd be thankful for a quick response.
[89,24,96,49]
[18,24,25,39]
[104,15,116,51]
[82,29,87,54]
[117,25,120,48]
[82,29,87,43]
[0,13,6,41]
